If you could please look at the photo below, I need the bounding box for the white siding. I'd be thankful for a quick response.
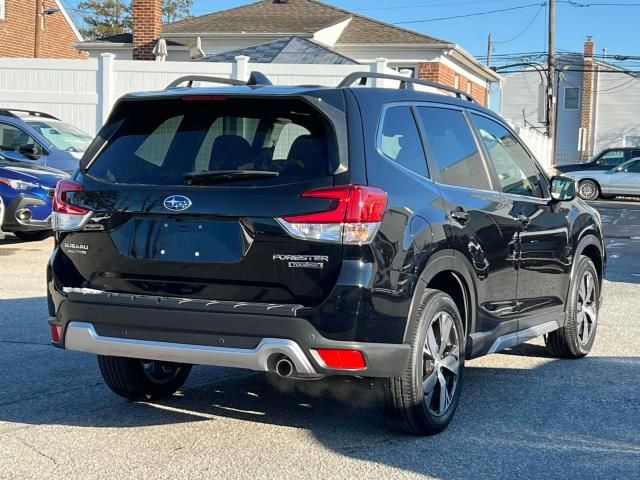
[593,72,640,152]
[554,69,583,164]
[501,65,583,164]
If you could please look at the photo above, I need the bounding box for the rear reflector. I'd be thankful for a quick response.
[277,185,387,245]
[52,179,92,231]
[50,325,61,342]
[313,349,366,370]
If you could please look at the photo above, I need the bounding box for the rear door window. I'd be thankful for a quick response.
[415,107,492,190]
[88,98,337,185]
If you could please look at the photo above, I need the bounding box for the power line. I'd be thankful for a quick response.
[493,4,546,43]
[394,2,545,24]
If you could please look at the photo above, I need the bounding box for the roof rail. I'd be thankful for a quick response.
[166,75,247,89]
[0,108,60,120]
[338,71,476,103]
[166,71,274,90]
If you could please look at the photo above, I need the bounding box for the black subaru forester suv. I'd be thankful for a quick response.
[48,72,605,435]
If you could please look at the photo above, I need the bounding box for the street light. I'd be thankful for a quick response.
[34,1,60,58]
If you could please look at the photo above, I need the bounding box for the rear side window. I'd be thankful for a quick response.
[415,107,492,190]
[88,98,337,185]
[378,106,428,177]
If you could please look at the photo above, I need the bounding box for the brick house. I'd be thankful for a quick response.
[77,0,500,105]
[501,37,640,164]
[0,0,84,58]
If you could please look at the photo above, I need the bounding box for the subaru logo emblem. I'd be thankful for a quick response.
[163,195,192,212]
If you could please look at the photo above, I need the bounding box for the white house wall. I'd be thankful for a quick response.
[593,72,640,151]
[554,68,583,164]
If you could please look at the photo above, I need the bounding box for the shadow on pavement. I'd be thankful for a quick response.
[1,295,638,480]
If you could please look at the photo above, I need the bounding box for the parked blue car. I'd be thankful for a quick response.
[0,109,93,173]
[0,157,68,241]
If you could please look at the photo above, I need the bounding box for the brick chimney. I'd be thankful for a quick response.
[132,0,162,61]
[580,36,595,159]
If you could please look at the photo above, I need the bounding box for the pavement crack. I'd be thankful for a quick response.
[0,340,50,346]
[17,438,59,465]
[0,382,104,407]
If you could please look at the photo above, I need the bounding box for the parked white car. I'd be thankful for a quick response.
[564,157,640,200]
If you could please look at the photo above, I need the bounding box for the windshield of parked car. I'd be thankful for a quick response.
[25,119,93,153]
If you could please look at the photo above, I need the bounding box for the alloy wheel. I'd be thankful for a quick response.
[422,311,461,416]
[579,183,596,200]
[576,271,598,345]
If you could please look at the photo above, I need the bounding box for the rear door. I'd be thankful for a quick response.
[59,95,350,307]
[470,112,570,329]
[414,105,520,343]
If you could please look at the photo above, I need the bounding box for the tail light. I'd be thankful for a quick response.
[52,179,92,231]
[312,349,366,370]
[276,185,387,245]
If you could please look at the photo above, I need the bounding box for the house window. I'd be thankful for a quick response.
[0,0,5,20]
[624,135,640,147]
[564,87,580,110]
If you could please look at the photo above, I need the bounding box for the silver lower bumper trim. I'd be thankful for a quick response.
[64,322,318,375]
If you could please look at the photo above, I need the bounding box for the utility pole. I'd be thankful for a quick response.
[34,0,44,58]
[486,33,492,67]
[547,0,556,140]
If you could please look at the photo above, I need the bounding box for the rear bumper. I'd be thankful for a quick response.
[50,291,410,378]
[1,192,51,232]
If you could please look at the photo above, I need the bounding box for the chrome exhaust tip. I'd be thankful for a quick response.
[275,357,294,378]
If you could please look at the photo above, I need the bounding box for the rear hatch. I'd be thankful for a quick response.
[55,94,350,306]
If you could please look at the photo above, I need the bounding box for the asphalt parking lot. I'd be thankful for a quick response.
[1,200,639,480]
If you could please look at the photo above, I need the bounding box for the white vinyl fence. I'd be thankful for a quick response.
[514,126,554,171]
[0,55,403,136]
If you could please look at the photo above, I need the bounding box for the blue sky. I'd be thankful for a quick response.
[64,0,640,66]
[180,0,639,61]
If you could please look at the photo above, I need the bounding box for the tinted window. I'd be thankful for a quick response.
[564,88,579,109]
[88,99,336,186]
[0,123,42,159]
[597,150,625,166]
[623,160,640,173]
[472,114,548,198]
[416,107,491,190]
[379,106,428,177]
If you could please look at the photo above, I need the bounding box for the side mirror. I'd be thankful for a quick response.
[550,176,576,201]
[18,145,41,160]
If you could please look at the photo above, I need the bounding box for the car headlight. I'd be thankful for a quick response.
[0,178,39,190]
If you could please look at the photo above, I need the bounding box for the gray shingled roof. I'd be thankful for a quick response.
[196,36,358,64]
[164,0,448,45]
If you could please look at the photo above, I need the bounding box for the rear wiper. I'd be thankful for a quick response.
[184,170,279,185]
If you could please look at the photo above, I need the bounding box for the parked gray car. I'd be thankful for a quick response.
[565,157,640,200]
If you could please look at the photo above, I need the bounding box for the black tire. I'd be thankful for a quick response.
[546,256,600,358]
[384,289,465,435]
[577,180,600,201]
[97,355,192,400]
[13,230,51,241]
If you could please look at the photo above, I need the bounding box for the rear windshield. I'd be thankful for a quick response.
[87,98,338,185]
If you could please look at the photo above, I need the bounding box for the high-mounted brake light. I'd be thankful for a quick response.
[276,185,387,244]
[182,95,227,102]
[52,179,92,231]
